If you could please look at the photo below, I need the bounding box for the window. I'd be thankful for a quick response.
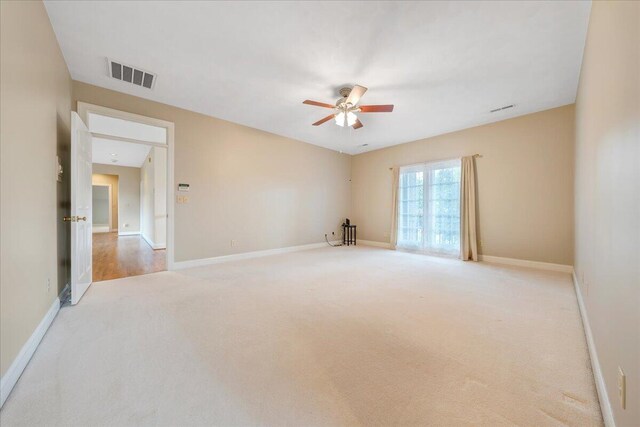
[397,159,461,256]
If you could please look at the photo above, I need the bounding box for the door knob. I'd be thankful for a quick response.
[63,216,87,222]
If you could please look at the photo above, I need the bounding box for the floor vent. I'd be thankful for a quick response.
[108,59,156,89]
[490,104,515,113]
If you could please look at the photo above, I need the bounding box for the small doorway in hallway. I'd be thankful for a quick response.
[91,141,167,281]
[76,103,174,290]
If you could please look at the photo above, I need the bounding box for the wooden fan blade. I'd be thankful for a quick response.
[312,114,335,126]
[346,85,368,106]
[303,100,335,109]
[359,104,394,112]
[352,119,363,129]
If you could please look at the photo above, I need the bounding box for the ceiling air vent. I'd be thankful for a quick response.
[108,59,156,89]
[490,104,515,113]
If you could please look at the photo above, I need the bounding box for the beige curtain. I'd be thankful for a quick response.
[389,167,400,249]
[460,156,478,261]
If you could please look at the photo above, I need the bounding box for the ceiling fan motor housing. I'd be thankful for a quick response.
[338,87,352,98]
[336,87,357,110]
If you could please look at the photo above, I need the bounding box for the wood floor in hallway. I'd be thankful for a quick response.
[92,232,166,281]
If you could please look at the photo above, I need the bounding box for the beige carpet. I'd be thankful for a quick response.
[0,246,602,426]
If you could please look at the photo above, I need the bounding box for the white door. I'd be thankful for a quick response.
[70,112,93,304]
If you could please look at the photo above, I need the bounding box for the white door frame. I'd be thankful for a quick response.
[77,102,176,270]
[91,183,113,232]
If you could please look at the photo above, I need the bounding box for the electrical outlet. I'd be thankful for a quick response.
[47,278,51,293]
[231,240,236,247]
[618,366,626,409]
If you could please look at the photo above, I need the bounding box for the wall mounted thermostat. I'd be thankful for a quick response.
[178,183,190,192]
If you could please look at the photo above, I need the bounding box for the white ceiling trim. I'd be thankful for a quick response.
[88,112,167,144]
[92,137,151,168]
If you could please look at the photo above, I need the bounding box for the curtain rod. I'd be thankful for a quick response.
[388,154,482,170]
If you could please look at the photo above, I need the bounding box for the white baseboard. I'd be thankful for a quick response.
[141,233,165,250]
[172,241,341,270]
[92,225,110,233]
[572,271,616,427]
[357,243,573,273]
[141,233,155,248]
[359,240,392,249]
[0,284,68,408]
[479,254,573,273]
[118,231,140,236]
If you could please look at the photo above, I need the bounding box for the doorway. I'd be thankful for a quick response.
[90,141,167,281]
[72,103,174,298]
[92,183,113,233]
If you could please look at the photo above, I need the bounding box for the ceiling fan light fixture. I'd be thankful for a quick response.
[334,111,346,127]
[346,111,357,127]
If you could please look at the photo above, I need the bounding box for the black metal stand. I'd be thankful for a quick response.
[343,224,357,246]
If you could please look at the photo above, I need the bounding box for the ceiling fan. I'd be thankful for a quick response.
[303,85,394,130]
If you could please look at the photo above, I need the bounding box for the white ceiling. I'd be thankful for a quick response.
[45,1,591,154]
[93,137,151,168]
[88,113,167,144]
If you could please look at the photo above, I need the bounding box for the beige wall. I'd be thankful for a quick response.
[139,146,169,247]
[140,150,154,245]
[574,2,639,426]
[351,105,575,265]
[91,173,119,230]
[73,82,352,262]
[93,164,141,233]
[140,148,165,247]
[0,1,72,376]
[154,148,167,247]
[153,148,167,247]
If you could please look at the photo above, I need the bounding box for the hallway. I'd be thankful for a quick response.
[92,232,166,281]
